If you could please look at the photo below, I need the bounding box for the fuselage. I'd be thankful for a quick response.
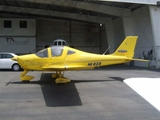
[15,46,130,71]
[10,36,139,83]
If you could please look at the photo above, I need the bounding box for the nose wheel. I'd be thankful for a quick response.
[20,70,34,82]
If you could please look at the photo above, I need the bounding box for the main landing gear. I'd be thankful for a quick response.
[20,70,70,84]
[52,71,71,84]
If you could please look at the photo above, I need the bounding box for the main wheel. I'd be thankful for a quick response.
[23,80,30,83]
[12,63,20,71]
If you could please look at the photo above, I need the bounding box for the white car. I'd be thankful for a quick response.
[0,52,21,71]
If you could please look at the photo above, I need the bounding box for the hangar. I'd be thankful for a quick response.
[0,0,160,68]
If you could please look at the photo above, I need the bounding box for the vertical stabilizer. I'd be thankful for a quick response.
[113,36,138,58]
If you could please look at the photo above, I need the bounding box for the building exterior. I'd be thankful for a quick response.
[0,0,160,68]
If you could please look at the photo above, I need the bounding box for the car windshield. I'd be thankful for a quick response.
[35,49,48,58]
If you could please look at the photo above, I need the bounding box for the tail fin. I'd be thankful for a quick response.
[113,36,138,58]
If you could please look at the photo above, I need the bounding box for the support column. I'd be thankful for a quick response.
[149,5,160,68]
[122,17,134,36]
[104,20,115,53]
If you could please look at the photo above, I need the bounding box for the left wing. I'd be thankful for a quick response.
[42,65,94,71]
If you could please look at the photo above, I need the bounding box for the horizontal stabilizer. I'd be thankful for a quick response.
[132,58,149,62]
[127,58,149,62]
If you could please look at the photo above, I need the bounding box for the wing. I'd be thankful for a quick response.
[42,65,94,71]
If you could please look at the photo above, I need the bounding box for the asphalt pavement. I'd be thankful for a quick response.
[0,65,160,120]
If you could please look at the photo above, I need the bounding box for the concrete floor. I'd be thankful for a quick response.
[0,65,160,120]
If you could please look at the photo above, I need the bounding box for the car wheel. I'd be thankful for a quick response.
[12,64,20,71]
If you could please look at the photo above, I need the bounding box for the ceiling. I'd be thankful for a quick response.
[0,0,145,21]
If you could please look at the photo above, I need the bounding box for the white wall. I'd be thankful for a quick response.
[104,22,115,53]
[149,5,160,68]
[118,6,154,67]
[112,18,125,50]
[113,6,154,59]
[103,5,155,67]
[0,18,36,36]
[0,18,36,54]
[104,18,125,54]
[131,6,154,67]
[0,37,36,54]
[100,25,108,54]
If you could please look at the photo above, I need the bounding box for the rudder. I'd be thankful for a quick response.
[113,36,138,58]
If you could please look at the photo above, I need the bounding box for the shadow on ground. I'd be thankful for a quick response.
[39,73,83,107]
[10,72,124,107]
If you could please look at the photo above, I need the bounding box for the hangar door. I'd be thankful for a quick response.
[36,19,100,53]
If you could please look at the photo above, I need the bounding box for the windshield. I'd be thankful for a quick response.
[36,49,48,58]
[67,50,76,55]
[51,47,63,57]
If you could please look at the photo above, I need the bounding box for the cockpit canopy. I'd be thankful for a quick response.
[36,46,63,58]
[51,47,63,56]
[36,46,76,58]
[36,48,48,58]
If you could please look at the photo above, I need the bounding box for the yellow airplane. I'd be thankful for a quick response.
[12,36,147,84]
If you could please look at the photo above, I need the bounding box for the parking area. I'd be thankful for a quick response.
[0,65,160,120]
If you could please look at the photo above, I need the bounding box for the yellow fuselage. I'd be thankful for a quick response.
[17,46,130,71]
[11,36,140,83]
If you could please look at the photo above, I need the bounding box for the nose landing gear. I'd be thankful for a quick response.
[20,70,34,83]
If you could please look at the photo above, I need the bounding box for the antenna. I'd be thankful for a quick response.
[103,46,110,55]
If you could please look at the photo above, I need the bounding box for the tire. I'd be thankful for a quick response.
[12,63,20,71]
